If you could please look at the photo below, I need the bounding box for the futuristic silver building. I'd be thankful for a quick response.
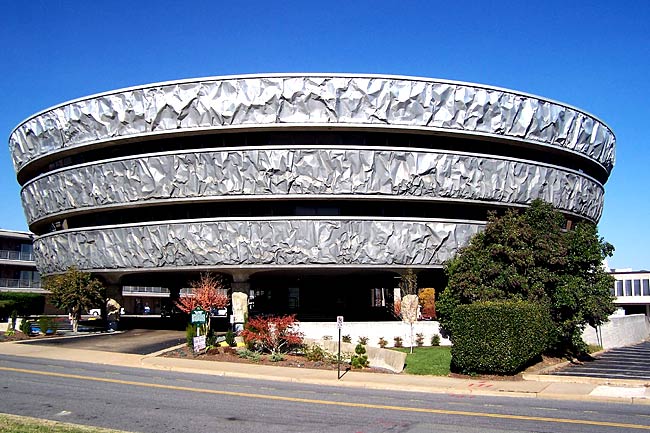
[9,74,615,321]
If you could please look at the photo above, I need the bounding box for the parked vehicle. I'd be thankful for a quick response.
[89,308,125,316]
[160,304,183,318]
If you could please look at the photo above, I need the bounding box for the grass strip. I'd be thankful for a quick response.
[393,346,451,375]
[0,413,131,433]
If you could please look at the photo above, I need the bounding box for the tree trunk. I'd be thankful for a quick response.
[71,308,80,333]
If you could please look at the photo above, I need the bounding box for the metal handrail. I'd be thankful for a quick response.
[0,278,41,289]
[0,250,34,261]
[122,286,170,294]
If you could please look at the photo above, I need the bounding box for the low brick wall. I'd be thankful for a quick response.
[583,314,650,349]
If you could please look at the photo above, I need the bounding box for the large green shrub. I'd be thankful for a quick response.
[449,300,552,375]
[0,300,15,321]
[439,200,615,357]
[0,293,44,317]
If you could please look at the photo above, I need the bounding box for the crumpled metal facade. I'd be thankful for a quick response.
[10,74,616,277]
[33,219,482,275]
[9,74,615,174]
[22,147,604,225]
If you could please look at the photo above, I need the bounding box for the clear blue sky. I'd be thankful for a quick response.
[1,1,648,270]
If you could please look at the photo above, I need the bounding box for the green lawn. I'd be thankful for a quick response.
[0,413,130,433]
[393,346,451,375]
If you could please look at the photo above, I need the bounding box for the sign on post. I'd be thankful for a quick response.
[193,335,206,353]
[191,307,207,325]
[336,316,344,379]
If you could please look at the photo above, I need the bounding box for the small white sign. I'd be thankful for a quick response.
[336,316,344,329]
[193,335,206,352]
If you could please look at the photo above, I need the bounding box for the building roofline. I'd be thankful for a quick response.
[0,229,34,240]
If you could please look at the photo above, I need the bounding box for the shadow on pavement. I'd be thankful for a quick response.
[18,329,185,355]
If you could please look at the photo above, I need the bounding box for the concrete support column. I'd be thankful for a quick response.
[230,271,252,331]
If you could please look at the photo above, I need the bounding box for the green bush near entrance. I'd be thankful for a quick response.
[0,292,44,318]
[448,300,552,375]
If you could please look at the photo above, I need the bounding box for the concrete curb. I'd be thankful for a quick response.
[138,357,650,404]
[523,372,650,387]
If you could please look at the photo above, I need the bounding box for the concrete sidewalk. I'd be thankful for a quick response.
[2,340,649,405]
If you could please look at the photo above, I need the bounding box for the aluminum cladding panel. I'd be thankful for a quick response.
[10,75,615,175]
[33,219,482,275]
[22,147,604,225]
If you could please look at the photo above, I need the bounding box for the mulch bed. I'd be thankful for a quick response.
[162,345,394,373]
[0,331,45,342]
[163,345,564,380]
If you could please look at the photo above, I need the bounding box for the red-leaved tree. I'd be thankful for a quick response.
[240,315,303,355]
[175,273,229,330]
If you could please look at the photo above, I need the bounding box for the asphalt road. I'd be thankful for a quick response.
[1,355,648,433]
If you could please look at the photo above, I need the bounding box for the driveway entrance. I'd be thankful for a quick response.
[19,329,185,355]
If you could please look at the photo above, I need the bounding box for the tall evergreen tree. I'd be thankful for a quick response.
[438,200,615,356]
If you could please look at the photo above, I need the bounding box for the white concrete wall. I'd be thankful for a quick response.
[296,321,451,347]
[299,315,649,351]
[582,314,650,349]
[0,318,22,332]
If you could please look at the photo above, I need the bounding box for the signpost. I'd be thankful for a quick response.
[191,307,207,353]
[336,316,344,379]
[191,307,207,327]
[193,335,206,352]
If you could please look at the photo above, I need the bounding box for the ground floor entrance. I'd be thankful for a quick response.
[249,271,400,321]
[107,268,446,327]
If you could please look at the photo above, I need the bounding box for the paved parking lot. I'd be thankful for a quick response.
[20,329,185,355]
[551,341,650,381]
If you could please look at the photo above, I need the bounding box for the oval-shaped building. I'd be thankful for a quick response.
[9,74,615,321]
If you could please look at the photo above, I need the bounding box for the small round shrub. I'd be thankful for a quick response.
[269,352,285,362]
[19,318,32,336]
[302,344,328,362]
[351,343,369,368]
[185,323,197,348]
[225,330,236,346]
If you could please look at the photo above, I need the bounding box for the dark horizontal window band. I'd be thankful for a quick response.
[19,130,607,185]
[40,199,574,236]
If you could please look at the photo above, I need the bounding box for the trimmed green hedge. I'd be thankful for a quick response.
[449,300,551,375]
[0,293,45,319]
